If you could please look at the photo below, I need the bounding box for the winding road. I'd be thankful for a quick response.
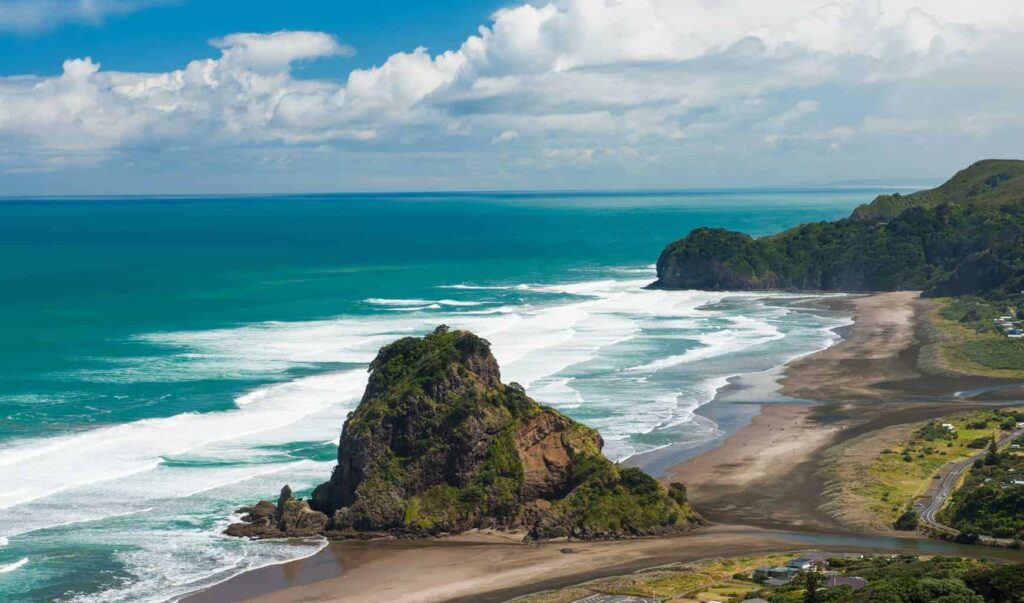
[916,428,1022,541]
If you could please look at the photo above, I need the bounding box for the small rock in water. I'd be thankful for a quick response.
[223,486,327,539]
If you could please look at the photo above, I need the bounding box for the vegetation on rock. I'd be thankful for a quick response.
[228,326,700,540]
[653,159,1024,300]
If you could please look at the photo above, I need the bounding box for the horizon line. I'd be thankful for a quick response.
[0,182,936,202]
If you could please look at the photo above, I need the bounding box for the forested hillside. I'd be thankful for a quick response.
[654,160,1024,299]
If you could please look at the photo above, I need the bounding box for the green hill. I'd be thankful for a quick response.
[851,159,1024,222]
[654,159,1024,299]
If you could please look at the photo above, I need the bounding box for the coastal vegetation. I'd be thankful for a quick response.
[654,159,1024,300]
[940,433,1024,540]
[509,552,800,602]
[229,326,700,540]
[512,553,1021,603]
[929,298,1024,378]
[823,409,1021,531]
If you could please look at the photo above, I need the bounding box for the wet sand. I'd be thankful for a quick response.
[187,526,802,603]
[662,291,1017,532]
[185,523,1024,603]
[185,292,1021,602]
[780,291,1010,401]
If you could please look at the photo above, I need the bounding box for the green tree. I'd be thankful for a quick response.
[963,564,1024,602]
[804,571,824,603]
[986,436,1001,466]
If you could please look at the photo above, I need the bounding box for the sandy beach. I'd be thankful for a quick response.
[781,291,1011,401]
[186,291,1020,603]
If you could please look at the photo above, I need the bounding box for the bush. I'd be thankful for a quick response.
[967,437,992,449]
[894,510,920,531]
[920,423,957,441]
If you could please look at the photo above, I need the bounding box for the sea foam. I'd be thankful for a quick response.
[0,270,850,602]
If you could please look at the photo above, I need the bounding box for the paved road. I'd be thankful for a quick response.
[916,429,1022,541]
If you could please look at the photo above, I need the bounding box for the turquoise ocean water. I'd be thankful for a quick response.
[0,189,889,601]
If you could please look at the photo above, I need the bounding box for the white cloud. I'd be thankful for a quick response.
[2,0,1024,189]
[212,31,353,71]
[491,130,519,143]
[0,0,173,32]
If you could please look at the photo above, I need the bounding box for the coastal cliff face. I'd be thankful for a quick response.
[229,326,699,540]
[652,159,1024,298]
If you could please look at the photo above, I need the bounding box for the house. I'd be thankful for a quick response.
[787,552,829,571]
[826,576,868,591]
[766,577,793,587]
[753,567,772,580]
[941,423,956,431]
[769,566,800,579]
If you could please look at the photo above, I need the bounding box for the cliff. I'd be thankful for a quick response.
[227,326,700,540]
[653,159,1024,298]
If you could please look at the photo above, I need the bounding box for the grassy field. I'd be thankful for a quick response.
[510,553,795,603]
[929,298,1024,379]
[823,408,1022,531]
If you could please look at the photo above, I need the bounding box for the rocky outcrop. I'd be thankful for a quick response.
[224,485,328,539]
[227,326,701,541]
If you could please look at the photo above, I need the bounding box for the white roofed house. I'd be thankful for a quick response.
[786,552,829,572]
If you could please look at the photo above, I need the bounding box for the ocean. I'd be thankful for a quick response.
[0,189,886,601]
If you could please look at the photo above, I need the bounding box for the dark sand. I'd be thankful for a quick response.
[186,524,1024,603]
[185,292,1023,603]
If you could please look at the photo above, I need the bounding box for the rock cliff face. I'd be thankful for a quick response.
[226,326,700,540]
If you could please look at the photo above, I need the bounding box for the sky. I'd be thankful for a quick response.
[1,0,1023,195]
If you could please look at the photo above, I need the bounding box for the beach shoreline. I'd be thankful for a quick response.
[183,291,1021,603]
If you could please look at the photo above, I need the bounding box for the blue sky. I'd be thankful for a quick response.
[0,1,503,76]
[1,0,1023,195]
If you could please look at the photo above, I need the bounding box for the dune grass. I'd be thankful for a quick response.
[930,300,1024,379]
[510,553,795,603]
[824,408,1022,530]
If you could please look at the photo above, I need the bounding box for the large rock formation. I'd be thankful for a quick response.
[226,326,700,540]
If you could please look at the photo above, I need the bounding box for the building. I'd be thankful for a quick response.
[754,566,800,580]
[769,566,800,579]
[826,576,868,591]
[786,552,829,572]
